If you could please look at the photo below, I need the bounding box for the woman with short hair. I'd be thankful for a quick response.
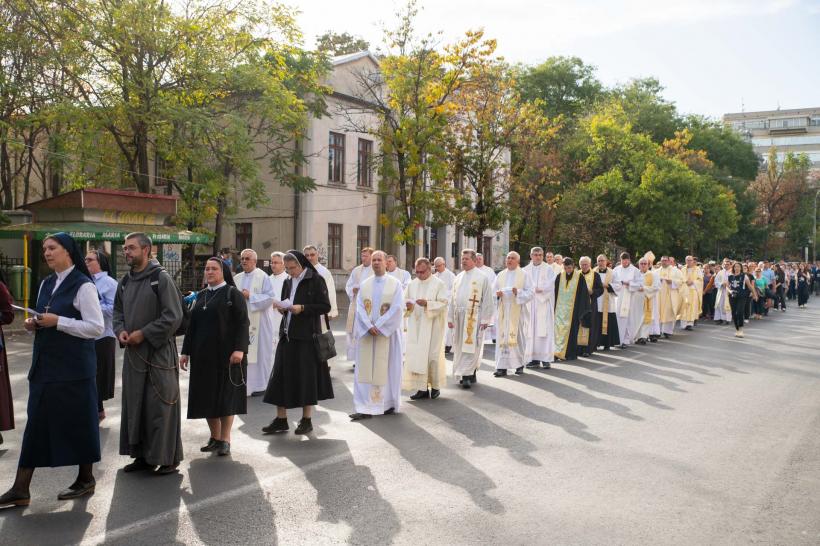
[85,250,119,420]
[0,232,104,508]
[728,262,757,338]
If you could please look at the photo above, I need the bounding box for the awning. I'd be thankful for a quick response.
[0,222,212,244]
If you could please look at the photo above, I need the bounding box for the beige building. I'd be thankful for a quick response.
[723,107,820,169]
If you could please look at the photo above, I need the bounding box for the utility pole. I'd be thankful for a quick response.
[813,189,820,263]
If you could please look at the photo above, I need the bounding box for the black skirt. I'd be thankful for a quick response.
[95,337,116,401]
[20,379,101,468]
[264,337,334,409]
[187,360,248,419]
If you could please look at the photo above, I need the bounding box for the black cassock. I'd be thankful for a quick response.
[594,269,621,349]
[578,270,604,355]
[183,285,250,419]
[554,270,593,361]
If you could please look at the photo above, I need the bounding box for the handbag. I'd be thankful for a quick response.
[313,314,337,362]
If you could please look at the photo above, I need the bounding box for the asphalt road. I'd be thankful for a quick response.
[0,305,819,545]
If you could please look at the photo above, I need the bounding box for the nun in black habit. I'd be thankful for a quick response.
[180,257,249,457]
[0,232,104,508]
[262,250,333,436]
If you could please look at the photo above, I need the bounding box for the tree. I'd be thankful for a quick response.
[315,31,370,56]
[338,1,492,258]
[610,78,680,144]
[749,148,812,257]
[516,56,604,121]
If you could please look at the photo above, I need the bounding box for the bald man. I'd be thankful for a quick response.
[235,249,276,396]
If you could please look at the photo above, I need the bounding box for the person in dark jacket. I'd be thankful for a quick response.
[262,250,333,435]
[0,233,104,508]
[180,258,249,457]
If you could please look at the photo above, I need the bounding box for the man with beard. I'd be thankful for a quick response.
[553,258,593,361]
[594,254,621,350]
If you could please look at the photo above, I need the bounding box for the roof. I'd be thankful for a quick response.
[331,50,380,67]
[724,107,820,120]
[20,188,178,215]
[0,222,212,244]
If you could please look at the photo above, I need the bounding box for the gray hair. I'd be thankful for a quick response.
[462,249,477,260]
[415,257,431,268]
[302,244,317,253]
[579,256,592,265]
[270,251,285,260]
[433,256,445,265]
[531,247,544,255]
[125,232,152,250]
[241,248,257,260]
[506,251,520,261]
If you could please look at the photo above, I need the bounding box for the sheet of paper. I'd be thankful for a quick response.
[273,298,293,310]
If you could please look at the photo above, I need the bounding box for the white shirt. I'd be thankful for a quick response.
[285,268,308,332]
[388,267,411,288]
[39,265,104,340]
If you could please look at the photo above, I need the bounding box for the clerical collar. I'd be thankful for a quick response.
[207,281,227,291]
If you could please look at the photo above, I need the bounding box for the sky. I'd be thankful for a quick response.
[293,0,820,120]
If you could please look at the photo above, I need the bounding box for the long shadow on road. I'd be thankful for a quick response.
[104,469,184,545]
[0,496,92,546]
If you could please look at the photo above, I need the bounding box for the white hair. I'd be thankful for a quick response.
[241,248,257,260]
[579,256,592,265]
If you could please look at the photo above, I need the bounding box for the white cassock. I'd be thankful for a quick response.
[479,265,497,343]
[637,270,661,340]
[353,274,404,415]
[269,270,288,349]
[523,262,556,362]
[315,262,338,318]
[713,268,732,322]
[402,275,448,391]
[235,268,276,395]
[658,266,684,335]
[650,267,662,335]
[493,267,534,370]
[388,267,411,289]
[613,263,642,345]
[434,268,456,348]
[549,262,563,276]
[449,268,494,379]
[345,264,373,360]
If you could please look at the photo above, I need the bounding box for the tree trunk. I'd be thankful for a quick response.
[0,142,13,209]
[134,127,150,193]
[213,194,226,256]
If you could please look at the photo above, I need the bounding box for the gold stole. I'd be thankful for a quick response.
[496,268,525,348]
[643,272,654,325]
[234,269,265,363]
[455,272,483,354]
[554,271,580,359]
[404,279,438,374]
[593,267,613,335]
[357,275,399,386]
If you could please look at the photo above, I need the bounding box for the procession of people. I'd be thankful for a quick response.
[0,231,816,509]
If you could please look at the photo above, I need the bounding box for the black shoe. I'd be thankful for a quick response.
[217,442,231,456]
[123,458,155,473]
[0,489,30,508]
[493,370,507,377]
[526,361,540,369]
[430,389,441,399]
[663,333,671,339]
[57,479,96,500]
[492,339,496,344]
[636,338,647,345]
[200,437,219,452]
[514,366,524,375]
[295,418,313,435]
[384,408,396,415]
[468,372,477,384]
[154,464,179,475]
[262,417,289,434]
[715,320,723,325]
[649,337,658,343]
[684,325,693,331]
[460,378,472,389]
[349,413,372,421]
[0,431,3,445]
[541,362,551,369]
[445,346,452,354]
[617,344,627,349]
[250,391,265,397]
[410,390,430,400]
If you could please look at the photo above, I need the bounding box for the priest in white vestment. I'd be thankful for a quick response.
[448,249,495,389]
[523,247,556,369]
[345,247,374,361]
[658,256,685,337]
[492,252,534,376]
[634,256,661,344]
[403,258,448,400]
[713,258,733,324]
[551,254,564,276]
[433,257,456,352]
[350,251,405,420]
[594,254,621,350]
[613,252,642,346]
[476,253,497,343]
[235,249,276,396]
[304,245,338,318]
[268,251,288,353]
[386,255,412,289]
[679,255,703,330]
